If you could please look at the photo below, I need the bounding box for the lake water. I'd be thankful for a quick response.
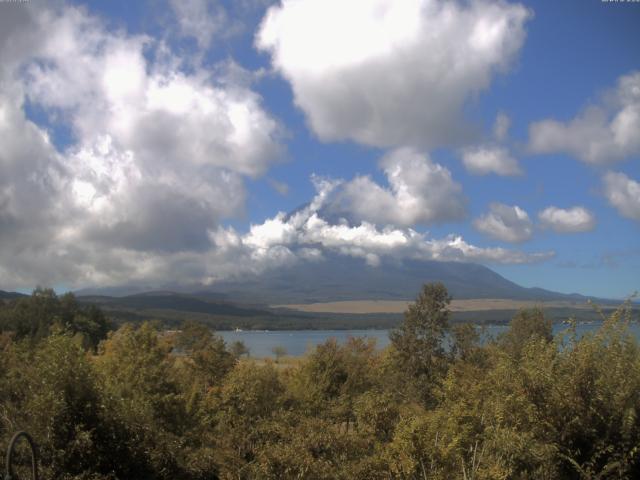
[218,322,640,358]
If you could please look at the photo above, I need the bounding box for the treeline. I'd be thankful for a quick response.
[0,288,111,349]
[1,284,639,479]
[99,306,405,331]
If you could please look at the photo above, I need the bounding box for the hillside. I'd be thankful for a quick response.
[0,290,27,300]
[195,255,592,304]
[66,256,618,330]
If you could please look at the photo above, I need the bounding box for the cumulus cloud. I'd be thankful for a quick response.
[256,0,531,148]
[0,89,66,256]
[0,3,283,288]
[462,146,521,176]
[603,171,640,221]
[460,112,522,176]
[169,0,278,49]
[474,203,533,243]
[209,180,553,281]
[0,2,553,290]
[529,71,640,165]
[323,148,466,227]
[24,21,283,178]
[169,0,230,48]
[538,206,596,233]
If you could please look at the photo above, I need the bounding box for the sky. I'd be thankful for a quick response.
[0,0,638,298]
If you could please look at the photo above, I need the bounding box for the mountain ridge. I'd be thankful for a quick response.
[73,256,601,304]
[0,290,27,300]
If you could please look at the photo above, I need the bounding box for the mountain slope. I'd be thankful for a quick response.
[79,292,271,317]
[66,258,618,330]
[200,255,590,304]
[0,290,27,300]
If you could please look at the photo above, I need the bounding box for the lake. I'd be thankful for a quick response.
[218,322,640,358]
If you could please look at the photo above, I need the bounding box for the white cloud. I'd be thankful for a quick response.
[0,2,554,291]
[461,146,521,176]
[460,112,521,176]
[324,148,466,227]
[169,0,230,49]
[205,182,553,280]
[169,0,279,50]
[529,71,640,165]
[538,206,596,233]
[603,171,640,221]
[0,88,67,259]
[256,0,531,148]
[0,4,284,288]
[474,203,533,243]
[25,26,283,177]
[244,212,298,251]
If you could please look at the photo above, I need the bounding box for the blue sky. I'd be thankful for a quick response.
[0,0,638,298]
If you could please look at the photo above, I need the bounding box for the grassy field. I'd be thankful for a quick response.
[91,298,628,331]
[272,298,594,314]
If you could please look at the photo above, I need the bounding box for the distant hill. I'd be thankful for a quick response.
[75,256,599,305]
[78,291,271,318]
[193,255,594,305]
[66,255,625,331]
[5,260,625,331]
[0,290,27,300]
[65,255,632,330]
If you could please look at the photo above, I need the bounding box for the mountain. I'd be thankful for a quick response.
[74,256,602,307]
[80,291,270,317]
[66,258,622,330]
[190,255,592,305]
[77,257,595,305]
[0,290,27,300]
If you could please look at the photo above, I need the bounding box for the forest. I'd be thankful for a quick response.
[1,285,639,479]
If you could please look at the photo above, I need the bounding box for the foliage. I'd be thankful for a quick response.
[229,340,250,358]
[1,284,640,479]
[497,306,553,358]
[0,288,111,350]
[389,282,451,406]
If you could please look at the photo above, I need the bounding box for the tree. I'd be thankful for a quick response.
[389,282,451,406]
[176,320,235,386]
[290,337,379,427]
[175,320,211,352]
[230,340,250,358]
[0,332,140,479]
[95,322,188,478]
[59,294,111,350]
[272,345,287,363]
[214,362,286,475]
[450,322,480,362]
[498,307,552,358]
[0,288,111,350]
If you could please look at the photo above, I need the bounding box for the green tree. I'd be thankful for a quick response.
[0,332,140,480]
[290,337,379,427]
[95,322,188,478]
[354,390,399,443]
[176,320,235,387]
[229,340,250,358]
[498,307,552,358]
[389,282,451,406]
[450,322,480,362]
[214,362,286,477]
[0,288,111,350]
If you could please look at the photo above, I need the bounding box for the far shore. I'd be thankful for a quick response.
[272,298,593,315]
